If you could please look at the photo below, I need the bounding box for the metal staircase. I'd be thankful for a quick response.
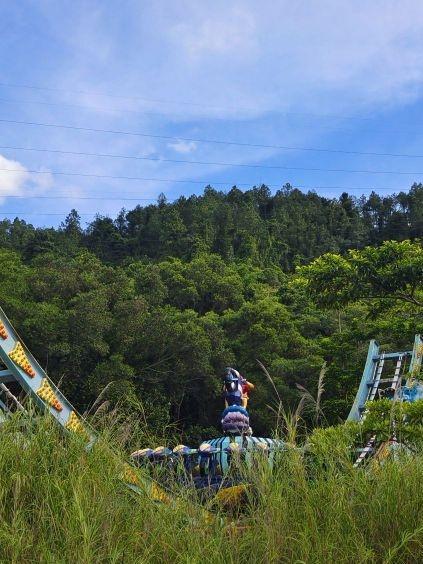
[348,334,422,466]
[347,335,422,423]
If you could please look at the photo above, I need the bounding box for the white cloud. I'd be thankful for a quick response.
[161,1,423,116]
[170,6,256,61]
[168,140,197,154]
[0,155,30,200]
[35,1,423,119]
[0,155,53,204]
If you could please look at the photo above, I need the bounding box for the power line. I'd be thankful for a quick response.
[1,117,420,159]
[1,144,423,176]
[0,97,195,121]
[0,186,405,202]
[0,166,259,187]
[0,185,417,219]
[0,81,377,121]
[0,81,240,111]
[0,167,416,202]
[0,193,156,201]
[1,98,408,140]
[0,212,98,216]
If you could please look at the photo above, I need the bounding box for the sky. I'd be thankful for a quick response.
[1,1,423,227]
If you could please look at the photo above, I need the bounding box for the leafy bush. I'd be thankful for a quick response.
[362,399,423,447]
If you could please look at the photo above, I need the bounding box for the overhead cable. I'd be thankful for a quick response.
[1,144,423,175]
[1,118,421,159]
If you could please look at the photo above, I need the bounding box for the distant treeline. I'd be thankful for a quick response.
[1,184,422,269]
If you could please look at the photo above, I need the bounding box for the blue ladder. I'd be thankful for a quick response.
[347,335,422,422]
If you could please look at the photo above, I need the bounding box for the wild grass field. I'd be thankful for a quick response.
[0,413,422,563]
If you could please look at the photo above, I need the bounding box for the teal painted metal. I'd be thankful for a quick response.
[401,334,423,402]
[0,305,95,444]
[374,351,412,360]
[204,436,284,473]
[348,335,422,423]
[351,335,422,466]
[347,340,379,422]
[0,369,15,383]
[0,305,176,503]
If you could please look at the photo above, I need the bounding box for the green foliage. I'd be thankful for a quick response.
[1,186,423,560]
[0,248,30,316]
[362,399,423,446]
[0,186,422,437]
[2,184,422,268]
[298,240,423,309]
[1,416,423,562]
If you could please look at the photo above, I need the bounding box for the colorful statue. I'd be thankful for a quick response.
[222,367,255,408]
[223,368,243,407]
[241,378,254,409]
[221,368,254,435]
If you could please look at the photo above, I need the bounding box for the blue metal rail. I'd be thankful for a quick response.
[347,335,422,422]
[0,305,170,503]
[0,305,95,442]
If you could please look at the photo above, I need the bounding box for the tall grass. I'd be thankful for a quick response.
[0,413,422,563]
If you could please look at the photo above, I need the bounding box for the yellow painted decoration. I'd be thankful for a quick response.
[373,440,396,466]
[65,411,88,438]
[0,322,8,339]
[150,482,171,504]
[213,484,247,508]
[120,464,170,503]
[36,378,63,411]
[8,342,36,377]
[122,463,142,487]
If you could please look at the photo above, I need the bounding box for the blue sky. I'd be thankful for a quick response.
[1,1,423,227]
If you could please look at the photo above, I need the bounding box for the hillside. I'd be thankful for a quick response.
[0,186,422,563]
[0,185,421,441]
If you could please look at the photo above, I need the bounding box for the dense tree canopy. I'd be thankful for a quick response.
[298,240,423,309]
[0,184,421,441]
[1,183,422,268]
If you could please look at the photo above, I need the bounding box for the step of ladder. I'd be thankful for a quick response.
[374,352,412,360]
[367,377,399,386]
[368,356,385,401]
[354,435,376,467]
[355,446,375,454]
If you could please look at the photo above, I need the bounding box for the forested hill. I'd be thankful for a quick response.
[1,184,422,269]
[0,184,421,442]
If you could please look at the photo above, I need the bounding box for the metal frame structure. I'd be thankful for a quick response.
[0,305,171,502]
[347,334,422,467]
[347,335,422,422]
[0,305,95,443]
